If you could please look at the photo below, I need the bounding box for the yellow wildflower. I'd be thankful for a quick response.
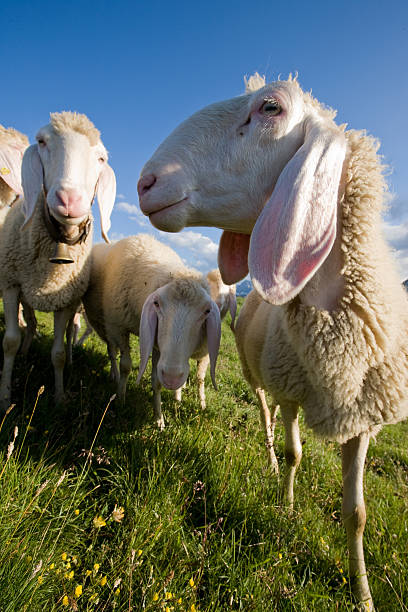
[66,562,71,569]
[166,607,171,612]
[191,605,197,612]
[177,598,182,604]
[112,505,125,522]
[93,515,106,528]
[89,593,98,602]
[62,595,69,606]
[27,555,32,562]
[61,552,67,561]
[93,563,100,572]
[49,563,55,570]
[86,569,92,577]
[115,588,120,596]
[278,552,282,559]
[68,570,74,580]
[75,584,83,597]
[100,575,107,586]
[152,592,159,601]
[74,509,80,516]
[165,591,172,600]
[137,549,143,557]
[189,577,195,587]
[37,575,43,584]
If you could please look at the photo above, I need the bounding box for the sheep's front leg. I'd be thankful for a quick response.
[255,388,279,474]
[197,355,210,409]
[108,342,119,383]
[341,433,373,610]
[53,308,75,403]
[0,287,21,410]
[118,335,131,403]
[173,382,185,403]
[20,302,37,356]
[281,403,302,507]
[151,348,164,430]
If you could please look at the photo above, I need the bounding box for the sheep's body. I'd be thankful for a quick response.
[139,75,408,608]
[0,201,92,312]
[83,234,221,427]
[0,112,116,408]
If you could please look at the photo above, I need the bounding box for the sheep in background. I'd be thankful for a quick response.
[0,125,37,349]
[82,234,221,429]
[0,112,116,409]
[138,74,408,608]
[174,268,236,408]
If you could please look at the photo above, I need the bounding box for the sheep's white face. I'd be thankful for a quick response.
[139,81,306,234]
[35,126,108,225]
[139,80,347,306]
[154,286,212,389]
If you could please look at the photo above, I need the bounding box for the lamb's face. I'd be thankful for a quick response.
[35,126,108,225]
[138,81,306,234]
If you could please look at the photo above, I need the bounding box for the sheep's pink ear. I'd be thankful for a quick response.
[136,293,158,384]
[97,163,116,243]
[0,145,25,195]
[249,120,347,305]
[228,287,237,332]
[206,300,221,390]
[218,231,250,284]
[21,145,44,225]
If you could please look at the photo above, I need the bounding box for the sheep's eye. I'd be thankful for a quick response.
[153,300,160,308]
[98,157,106,163]
[37,139,46,147]
[204,308,211,315]
[261,99,282,116]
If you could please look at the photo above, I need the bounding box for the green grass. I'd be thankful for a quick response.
[0,300,407,611]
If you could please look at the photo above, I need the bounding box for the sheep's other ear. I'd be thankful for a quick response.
[218,231,250,284]
[228,286,237,332]
[0,144,25,195]
[97,163,116,243]
[206,300,221,390]
[249,119,347,305]
[136,293,158,385]
[21,145,44,226]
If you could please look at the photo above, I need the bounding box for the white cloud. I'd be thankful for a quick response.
[383,219,408,280]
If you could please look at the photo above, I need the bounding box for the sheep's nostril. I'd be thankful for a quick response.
[137,174,157,197]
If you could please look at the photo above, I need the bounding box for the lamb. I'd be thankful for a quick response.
[173,268,236,408]
[0,112,116,409]
[82,234,221,429]
[137,74,408,609]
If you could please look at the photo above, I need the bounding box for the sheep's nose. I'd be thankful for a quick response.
[160,369,185,390]
[56,188,82,209]
[137,174,156,197]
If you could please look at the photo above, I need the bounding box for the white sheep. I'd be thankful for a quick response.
[0,112,116,409]
[173,268,236,408]
[138,74,408,609]
[82,234,221,429]
[0,125,38,349]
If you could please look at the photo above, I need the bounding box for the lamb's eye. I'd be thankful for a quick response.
[153,300,160,308]
[261,99,281,116]
[37,139,46,147]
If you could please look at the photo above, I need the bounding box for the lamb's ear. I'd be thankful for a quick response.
[0,145,25,194]
[97,163,116,243]
[136,293,158,384]
[206,300,221,390]
[228,287,237,332]
[21,145,43,225]
[249,120,347,305]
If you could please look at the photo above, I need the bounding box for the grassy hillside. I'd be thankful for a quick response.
[0,300,407,611]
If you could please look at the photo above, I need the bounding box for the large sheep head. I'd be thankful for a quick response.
[0,125,29,206]
[21,112,116,242]
[136,279,221,391]
[138,76,347,305]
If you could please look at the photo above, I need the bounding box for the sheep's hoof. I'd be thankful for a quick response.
[156,417,165,431]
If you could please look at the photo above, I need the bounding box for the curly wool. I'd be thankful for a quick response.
[0,125,29,149]
[283,129,408,442]
[50,112,100,146]
[0,195,92,311]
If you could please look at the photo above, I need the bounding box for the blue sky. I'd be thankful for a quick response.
[3,0,408,277]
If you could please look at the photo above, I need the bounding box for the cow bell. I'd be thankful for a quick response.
[49,241,74,264]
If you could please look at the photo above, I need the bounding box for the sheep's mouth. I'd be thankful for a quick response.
[146,197,189,219]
